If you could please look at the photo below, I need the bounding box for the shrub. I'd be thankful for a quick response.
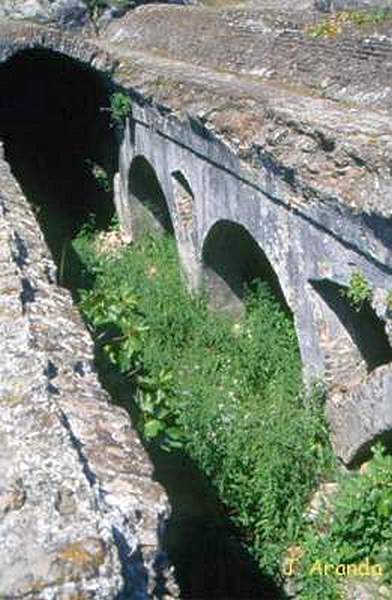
[344,270,373,312]
[109,92,133,126]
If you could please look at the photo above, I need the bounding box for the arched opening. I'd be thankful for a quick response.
[311,279,392,375]
[129,156,174,239]
[202,219,291,317]
[0,48,116,269]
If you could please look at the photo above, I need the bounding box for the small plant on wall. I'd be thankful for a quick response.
[109,92,133,126]
[343,270,373,312]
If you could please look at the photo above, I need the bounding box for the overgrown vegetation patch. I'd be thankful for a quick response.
[70,225,333,576]
[68,222,391,597]
[297,445,392,599]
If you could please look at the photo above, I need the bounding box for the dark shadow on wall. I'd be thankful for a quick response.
[311,279,392,371]
[202,219,291,317]
[349,431,392,470]
[129,155,174,238]
[151,448,282,599]
[0,48,116,266]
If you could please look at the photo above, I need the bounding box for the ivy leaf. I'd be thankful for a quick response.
[144,419,164,439]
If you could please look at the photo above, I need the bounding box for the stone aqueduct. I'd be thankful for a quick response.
[0,27,391,466]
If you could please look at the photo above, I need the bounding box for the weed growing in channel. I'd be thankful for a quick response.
[72,226,336,581]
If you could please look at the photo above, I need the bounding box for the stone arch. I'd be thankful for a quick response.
[0,29,115,74]
[311,279,392,389]
[202,219,291,317]
[128,155,174,239]
[0,47,116,263]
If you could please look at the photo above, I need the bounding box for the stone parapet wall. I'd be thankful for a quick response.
[0,149,176,598]
[107,5,392,110]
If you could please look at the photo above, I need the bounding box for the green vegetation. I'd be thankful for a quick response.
[344,270,373,312]
[70,224,336,583]
[296,444,392,599]
[62,223,392,600]
[66,221,390,597]
[109,92,133,126]
[307,8,392,38]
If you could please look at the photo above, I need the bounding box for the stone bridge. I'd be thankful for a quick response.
[0,7,391,596]
[0,15,391,466]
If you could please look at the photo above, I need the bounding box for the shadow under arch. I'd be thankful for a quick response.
[311,279,392,374]
[129,155,174,239]
[0,47,117,272]
[202,219,292,318]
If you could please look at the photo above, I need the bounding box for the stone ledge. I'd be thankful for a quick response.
[0,154,177,598]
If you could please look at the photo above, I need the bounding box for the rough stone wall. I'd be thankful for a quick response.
[0,147,176,598]
[315,0,392,11]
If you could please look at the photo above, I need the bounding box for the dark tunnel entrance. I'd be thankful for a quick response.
[0,49,116,267]
[202,219,292,318]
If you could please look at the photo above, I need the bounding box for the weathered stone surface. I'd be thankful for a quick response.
[304,482,339,523]
[315,0,392,11]
[0,0,194,29]
[0,0,89,28]
[0,151,177,598]
[327,365,392,465]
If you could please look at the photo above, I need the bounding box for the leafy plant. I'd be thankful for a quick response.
[343,270,373,312]
[71,226,337,583]
[135,369,185,450]
[109,92,133,126]
[297,444,392,598]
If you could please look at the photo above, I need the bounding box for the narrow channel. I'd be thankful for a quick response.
[0,48,285,599]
